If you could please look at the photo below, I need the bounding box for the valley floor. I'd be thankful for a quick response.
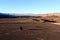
[0,22,60,40]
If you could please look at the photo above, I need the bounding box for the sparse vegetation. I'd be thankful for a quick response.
[42,19,56,23]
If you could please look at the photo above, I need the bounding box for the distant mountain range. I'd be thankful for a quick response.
[0,13,60,18]
[0,13,40,18]
[0,13,18,18]
[14,12,60,16]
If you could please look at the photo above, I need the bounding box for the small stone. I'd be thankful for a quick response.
[36,38,40,40]
[5,33,9,35]
[41,38,44,40]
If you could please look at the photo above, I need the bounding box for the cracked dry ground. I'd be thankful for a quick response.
[0,22,60,40]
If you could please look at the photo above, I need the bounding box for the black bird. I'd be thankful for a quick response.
[20,26,23,30]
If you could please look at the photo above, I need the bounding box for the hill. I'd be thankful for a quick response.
[0,13,18,18]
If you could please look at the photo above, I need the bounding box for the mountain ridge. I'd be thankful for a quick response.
[0,13,60,18]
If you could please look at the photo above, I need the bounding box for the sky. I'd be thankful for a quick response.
[0,0,60,14]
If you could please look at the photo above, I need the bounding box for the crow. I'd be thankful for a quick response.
[20,26,23,30]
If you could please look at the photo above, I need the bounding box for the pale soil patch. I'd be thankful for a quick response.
[52,23,60,25]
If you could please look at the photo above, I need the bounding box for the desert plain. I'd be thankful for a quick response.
[0,16,60,40]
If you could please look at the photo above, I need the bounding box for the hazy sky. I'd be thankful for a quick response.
[0,0,60,14]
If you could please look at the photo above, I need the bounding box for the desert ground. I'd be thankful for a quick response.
[0,18,60,40]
